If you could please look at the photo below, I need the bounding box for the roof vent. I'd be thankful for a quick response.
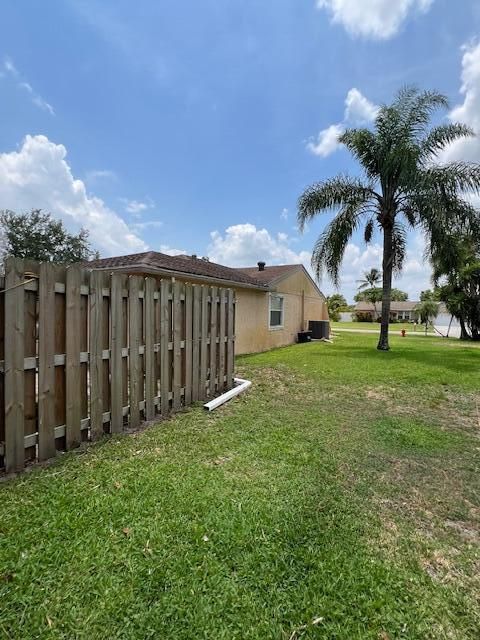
[191,254,197,259]
[257,261,266,271]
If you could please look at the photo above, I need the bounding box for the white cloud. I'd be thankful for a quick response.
[2,57,55,115]
[344,88,379,123]
[132,220,163,232]
[317,0,434,40]
[86,169,117,182]
[307,88,378,157]
[207,223,430,302]
[322,234,431,302]
[440,41,480,163]
[208,223,311,269]
[121,198,155,215]
[280,207,289,220]
[307,123,345,157]
[0,134,147,256]
[158,245,186,256]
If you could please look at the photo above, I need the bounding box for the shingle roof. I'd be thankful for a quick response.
[356,300,420,312]
[86,251,268,288]
[234,264,302,285]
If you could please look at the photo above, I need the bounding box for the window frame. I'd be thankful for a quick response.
[268,293,284,330]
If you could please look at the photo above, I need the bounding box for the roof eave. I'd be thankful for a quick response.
[88,263,269,291]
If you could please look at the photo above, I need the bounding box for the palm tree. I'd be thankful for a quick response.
[357,267,382,291]
[297,87,480,350]
[431,228,480,340]
[414,299,439,335]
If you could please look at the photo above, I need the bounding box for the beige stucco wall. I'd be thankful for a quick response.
[97,267,328,356]
[235,269,329,355]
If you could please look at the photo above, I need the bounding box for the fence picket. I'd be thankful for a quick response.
[66,265,82,449]
[144,277,155,420]
[191,285,200,402]
[160,280,170,415]
[209,286,217,396]
[38,263,57,459]
[227,289,235,389]
[4,258,25,473]
[218,288,226,393]
[128,276,141,429]
[184,283,193,405]
[89,270,104,439]
[110,273,124,432]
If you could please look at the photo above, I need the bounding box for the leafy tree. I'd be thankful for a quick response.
[297,87,480,350]
[0,209,93,264]
[327,293,348,321]
[420,289,436,301]
[414,299,439,335]
[432,230,480,340]
[357,267,382,291]
[354,287,408,302]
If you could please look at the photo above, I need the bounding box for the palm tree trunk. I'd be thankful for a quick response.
[377,225,394,351]
[459,316,470,340]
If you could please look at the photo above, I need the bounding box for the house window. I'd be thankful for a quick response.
[269,294,284,328]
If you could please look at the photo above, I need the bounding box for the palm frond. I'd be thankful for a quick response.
[311,202,367,286]
[297,175,375,231]
[420,123,474,160]
[338,129,378,179]
[418,163,480,196]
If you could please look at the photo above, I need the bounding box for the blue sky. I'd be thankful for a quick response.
[1,0,480,301]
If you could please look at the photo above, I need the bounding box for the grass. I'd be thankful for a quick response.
[1,334,479,639]
[331,321,433,333]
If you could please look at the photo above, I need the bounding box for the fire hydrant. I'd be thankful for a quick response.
[401,329,406,337]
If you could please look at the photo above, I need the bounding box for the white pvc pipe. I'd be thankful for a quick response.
[203,377,252,411]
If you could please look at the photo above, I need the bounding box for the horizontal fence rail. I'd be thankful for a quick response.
[0,257,236,473]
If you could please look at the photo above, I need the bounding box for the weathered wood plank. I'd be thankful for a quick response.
[226,289,235,390]
[102,274,110,429]
[144,277,155,420]
[160,280,170,416]
[184,283,193,405]
[88,270,104,439]
[23,260,38,461]
[128,276,141,429]
[66,265,82,449]
[209,286,217,397]
[0,276,4,467]
[38,263,57,460]
[54,266,66,450]
[110,273,124,432]
[218,287,226,393]
[79,270,89,439]
[172,281,182,410]
[4,257,25,472]
[191,285,200,402]
[199,286,208,401]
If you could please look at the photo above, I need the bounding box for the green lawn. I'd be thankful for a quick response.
[1,334,479,639]
[332,320,434,333]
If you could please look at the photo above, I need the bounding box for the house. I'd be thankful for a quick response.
[355,300,449,322]
[87,252,329,354]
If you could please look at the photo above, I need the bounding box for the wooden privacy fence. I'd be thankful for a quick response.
[0,257,236,473]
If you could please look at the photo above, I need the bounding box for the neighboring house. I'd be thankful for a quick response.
[87,252,328,354]
[355,300,449,321]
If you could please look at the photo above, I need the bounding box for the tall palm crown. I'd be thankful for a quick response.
[297,87,480,350]
[357,267,382,291]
